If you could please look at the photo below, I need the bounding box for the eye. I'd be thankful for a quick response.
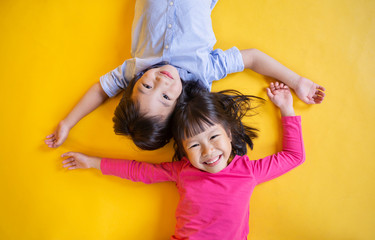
[189,143,199,149]
[142,83,151,89]
[210,134,220,140]
[163,94,170,100]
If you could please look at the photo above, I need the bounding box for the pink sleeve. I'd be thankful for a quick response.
[101,158,181,184]
[250,116,305,184]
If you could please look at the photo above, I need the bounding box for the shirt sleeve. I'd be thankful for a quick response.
[250,116,305,184]
[99,59,134,97]
[101,158,181,184]
[206,46,244,83]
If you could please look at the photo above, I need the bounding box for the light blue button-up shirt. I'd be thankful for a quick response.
[100,0,244,97]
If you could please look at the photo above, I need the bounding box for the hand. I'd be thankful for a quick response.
[61,152,101,170]
[267,82,295,116]
[295,77,325,104]
[45,121,70,148]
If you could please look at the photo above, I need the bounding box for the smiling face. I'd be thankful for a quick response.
[182,123,232,174]
[132,65,183,119]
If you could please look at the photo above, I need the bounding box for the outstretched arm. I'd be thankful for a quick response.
[61,152,101,170]
[45,82,109,148]
[60,152,179,183]
[240,48,325,104]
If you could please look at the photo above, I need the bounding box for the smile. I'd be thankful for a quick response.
[204,155,222,167]
[160,71,174,80]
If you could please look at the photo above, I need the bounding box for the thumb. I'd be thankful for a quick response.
[54,138,63,147]
[305,95,316,104]
[61,152,76,158]
[266,88,273,99]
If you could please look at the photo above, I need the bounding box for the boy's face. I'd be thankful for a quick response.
[182,123,232,174]
[132,65,182,119]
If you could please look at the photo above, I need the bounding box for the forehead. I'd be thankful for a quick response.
[183,122,228,142]
[181,117,216,140]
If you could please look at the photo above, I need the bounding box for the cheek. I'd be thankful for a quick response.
[173,82,183,95]
[186,151,199,164]
[217,141,232,156]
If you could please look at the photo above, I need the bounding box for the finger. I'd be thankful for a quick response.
[303,96,315,104]
[45,139,55,145]
[316,90,325,97]
[46,142,57,148]
[317,85,326,91]
[313,95,324,102]
[312,97,322,104]
[307,99,316,104]
[275,82,280,89]
[45,138,55,142]
[313,94,324,102]
[279,82,285,88]
[266,88,274,98]
[62,157,75,164]
[313,91,325,98]
[68,166,78,170]
[61,152,75,158]
[270,82,275,89]
[63,162,75,168]
[54,138,64,147]
[46,134,55,139]
[310,94,325,104]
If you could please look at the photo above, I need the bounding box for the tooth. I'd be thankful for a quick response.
[206,156,219,164]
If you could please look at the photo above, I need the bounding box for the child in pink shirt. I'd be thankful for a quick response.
[61,82,305,239]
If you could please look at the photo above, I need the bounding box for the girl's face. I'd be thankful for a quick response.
[132,65,182,119]
[182,123,232,174]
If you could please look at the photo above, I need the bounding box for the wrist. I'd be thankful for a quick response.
[289,75,302,90]
[280,107,295,117]
[60,119,73,130]
[89,157,102,170]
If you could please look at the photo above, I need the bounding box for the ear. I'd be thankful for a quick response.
[227,130,232,142]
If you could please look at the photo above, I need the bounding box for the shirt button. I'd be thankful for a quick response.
[168,24,172,28]
[165,45,169,49]
[169,1,174,6]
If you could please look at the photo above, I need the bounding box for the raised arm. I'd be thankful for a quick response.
[250,82,305,184]
[240,48,325,104]
[45,82,109,148]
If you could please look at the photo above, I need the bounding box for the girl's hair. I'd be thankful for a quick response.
[171,83,264,161]
[113,62,184,150]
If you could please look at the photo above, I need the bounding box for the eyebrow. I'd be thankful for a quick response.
[184,126,219,145]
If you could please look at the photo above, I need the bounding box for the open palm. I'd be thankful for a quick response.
[267,82,293,109]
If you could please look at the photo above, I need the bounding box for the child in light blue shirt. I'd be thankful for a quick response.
[45,0,325,150]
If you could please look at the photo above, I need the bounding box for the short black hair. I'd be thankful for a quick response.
[112,62,178,150]
[171,83,264,161]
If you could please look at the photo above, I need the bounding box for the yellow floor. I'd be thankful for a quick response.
[1,0,374,239]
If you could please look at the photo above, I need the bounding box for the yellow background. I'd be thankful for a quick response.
[1,0,374,239]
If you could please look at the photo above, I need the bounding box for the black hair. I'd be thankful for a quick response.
[171,83,264,161]
[112,62,181,150]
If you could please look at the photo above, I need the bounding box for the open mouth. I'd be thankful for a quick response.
[160,71,174,80]
[203,155,222,167]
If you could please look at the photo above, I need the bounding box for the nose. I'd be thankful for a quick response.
[202,143,214,157]
[155,74,170,86]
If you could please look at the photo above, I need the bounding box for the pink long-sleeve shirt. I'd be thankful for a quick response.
[101,116,305,240]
